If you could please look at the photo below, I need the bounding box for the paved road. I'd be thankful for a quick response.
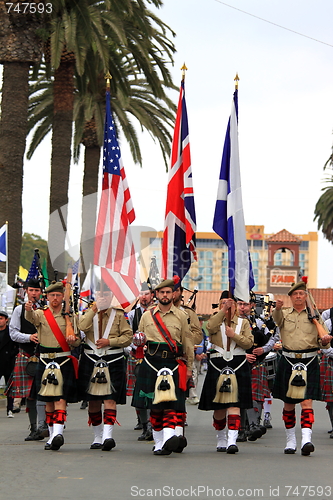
[1,374,333,500]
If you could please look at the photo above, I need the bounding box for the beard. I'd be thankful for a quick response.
[158,297,172,306]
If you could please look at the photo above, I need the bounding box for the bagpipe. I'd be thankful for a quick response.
[246,294,277,364]
[305,290,330,342]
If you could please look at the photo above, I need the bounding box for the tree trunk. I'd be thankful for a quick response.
[47,60,75,279]
[80,144,100,280]
[0,62,29,283]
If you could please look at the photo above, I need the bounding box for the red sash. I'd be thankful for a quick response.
[150,310,187,391]
[43,308,79,379]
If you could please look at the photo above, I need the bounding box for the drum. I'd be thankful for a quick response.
[264,351,277,380]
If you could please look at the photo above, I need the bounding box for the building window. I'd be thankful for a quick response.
[253,240,263,248]
[300,241,309,250]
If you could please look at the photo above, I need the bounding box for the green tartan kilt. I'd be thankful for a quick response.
[198,354,253,410]
[131,355,186,411]
[272,354,321,404]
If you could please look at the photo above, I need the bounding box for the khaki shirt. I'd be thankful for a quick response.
[207,310,253,350]
[272,307,329,351]
[25,307,80,349]
[178,304,203,346]
[78,307,132,348]
[138,304,194,370]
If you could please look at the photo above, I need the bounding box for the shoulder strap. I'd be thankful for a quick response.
[150,309,178,353]
[43,308,70,352]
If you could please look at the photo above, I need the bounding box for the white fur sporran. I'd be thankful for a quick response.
[213,367,238,404]
[286,363,307,400]
[88,360,114,396]
[153,367,177,404]
[39,361,64,397]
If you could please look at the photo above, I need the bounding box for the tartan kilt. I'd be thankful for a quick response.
[32,349,78,403]
[251,364,271,402]
[131,355,186,412]
[126,356,137,396]
[320,355,333,402]
[272,354,321,404]
[5,350,35,398]
[198,354,253,410]
[78,350,127,404]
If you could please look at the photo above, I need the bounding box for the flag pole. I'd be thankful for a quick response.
[181,62,187,81]
[227,74,240,334]
[5,220,8,287]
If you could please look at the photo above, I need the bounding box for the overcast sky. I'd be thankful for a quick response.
[21,0,333,287]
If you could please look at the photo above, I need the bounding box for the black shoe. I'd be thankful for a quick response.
[162,435,179,453]
[90,442,103,449]
[12,408,21,414]
[36,423,49,439]
[236,430,247,442]
[25,425,44,442]
[44,443,52,450]
[284,447,296,454]
[102,438,116,451]
[134,422,143,430]
[174,435,187,453]
[247,424,263,441]
[301,442,314,456]
[153,449,172,455]
[227,444,238,454]
[80,401,88,410]
[138,423,148,441]
[50,434,64,451]
[258,425,267,436]
[217,447,227,452]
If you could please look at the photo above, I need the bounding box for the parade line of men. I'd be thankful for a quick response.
[1,277,333,456]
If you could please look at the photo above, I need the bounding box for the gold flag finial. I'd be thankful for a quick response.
[105,71,112,89]
[234,73,239,90]
[181,63,188,81]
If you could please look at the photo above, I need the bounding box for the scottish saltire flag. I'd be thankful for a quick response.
[27,253,39,281]
[0,224,7,262]
[213,89,255,301]
[161,77,197,279]
[94,88,139,308]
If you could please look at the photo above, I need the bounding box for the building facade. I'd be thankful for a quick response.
[140,225,318,293]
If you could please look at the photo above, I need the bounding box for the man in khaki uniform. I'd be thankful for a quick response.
[199,291,253,454]
[78,288,132,451]
[132,277,193,456]
[272,281,332,456]
[25,281,80,451]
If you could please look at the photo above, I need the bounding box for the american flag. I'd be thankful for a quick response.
[27,252,39,281]
[93,88,139,308]
[213,88,255,301]
[161,77,197,279]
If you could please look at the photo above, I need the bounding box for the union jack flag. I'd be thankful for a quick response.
[161,77,197,279]
[94,88,140,308]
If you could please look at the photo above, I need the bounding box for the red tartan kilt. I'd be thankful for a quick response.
[5,351,34,398]
[126,356,137,396]
[251,364,271,402]
[320,355,333,402]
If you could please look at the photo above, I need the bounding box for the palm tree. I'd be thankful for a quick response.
[27,58,177,276]
[43,0,176,277]
[314,166,333,242]
[0,1,43,282]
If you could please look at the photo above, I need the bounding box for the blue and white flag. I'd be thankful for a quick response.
[213,89,255,301]
[0,224,7,262]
